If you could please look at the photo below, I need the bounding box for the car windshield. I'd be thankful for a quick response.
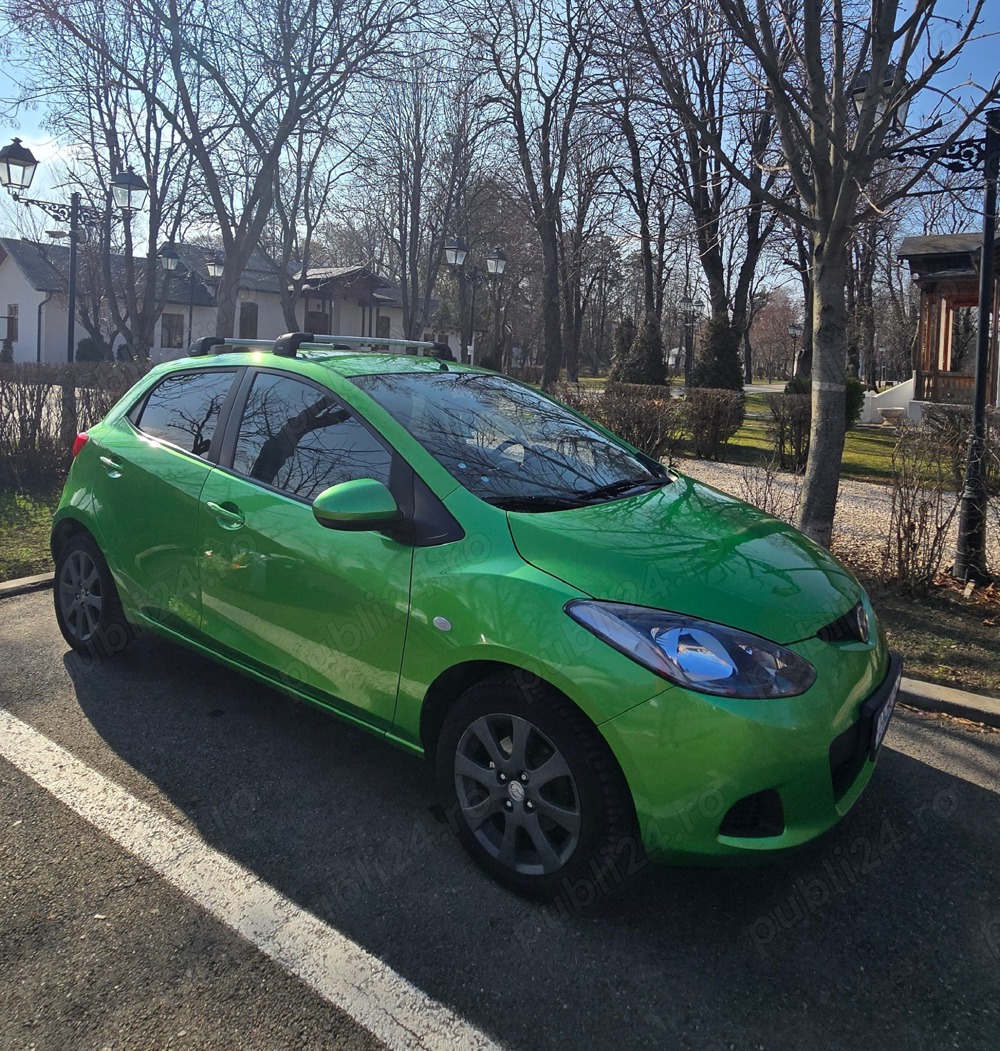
[351,371,668,510]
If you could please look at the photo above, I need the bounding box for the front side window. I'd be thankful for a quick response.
[232,373,392,501]
[352,372,665,511]
[133,370,237,457]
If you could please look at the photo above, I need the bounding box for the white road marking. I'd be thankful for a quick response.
[0,707,499,1051]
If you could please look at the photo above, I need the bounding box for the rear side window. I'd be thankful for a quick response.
[232,373,392,501]
[133,370,237,457]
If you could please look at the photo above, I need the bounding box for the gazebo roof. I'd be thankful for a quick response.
[897,232,1000,278]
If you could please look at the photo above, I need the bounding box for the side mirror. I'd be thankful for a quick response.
[312,478,402,531]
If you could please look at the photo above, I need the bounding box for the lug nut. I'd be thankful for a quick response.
[498,772,507,783]
[504,800,513,811]
[525,800,534,811]
[519,772,528,783]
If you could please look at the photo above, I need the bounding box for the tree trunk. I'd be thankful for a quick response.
[796,238,848,547]
[539,220,563,390]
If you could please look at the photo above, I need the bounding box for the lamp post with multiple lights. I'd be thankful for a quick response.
[0,137,149,363]
[443,238,507,365]
[159,244,225,348]
[849,71,999,582]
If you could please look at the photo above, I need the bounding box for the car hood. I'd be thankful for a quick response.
[505,474,862,645]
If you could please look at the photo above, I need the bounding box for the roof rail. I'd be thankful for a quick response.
[184,332,447,359]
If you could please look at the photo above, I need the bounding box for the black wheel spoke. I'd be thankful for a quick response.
[531,751,571,789]
[507,716,531,770]
[497,815,519,868]
[523,813,562,873]
[468,716,507,768]
[533,796,581,838]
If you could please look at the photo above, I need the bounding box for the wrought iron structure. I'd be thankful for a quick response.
[889,136,987,174]
[0,138,149,363]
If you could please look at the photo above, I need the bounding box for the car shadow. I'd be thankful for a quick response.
[65,634,1000,1050]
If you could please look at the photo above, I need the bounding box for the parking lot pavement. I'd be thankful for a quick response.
[2,589,999,1051]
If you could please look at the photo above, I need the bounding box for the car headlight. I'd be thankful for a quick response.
[565,600,817,699]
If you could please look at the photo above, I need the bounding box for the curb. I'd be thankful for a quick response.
[0,572,54,598]
[899,677,1000,731]
[1,571,998,729]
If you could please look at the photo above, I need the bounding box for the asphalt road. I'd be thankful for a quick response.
[2,589,999,1050]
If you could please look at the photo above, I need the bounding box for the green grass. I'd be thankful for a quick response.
[0,488,60,580]
[677,419,899,485]
[742,391,772,416]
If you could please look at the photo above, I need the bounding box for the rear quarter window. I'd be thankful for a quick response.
[131,370,237,457]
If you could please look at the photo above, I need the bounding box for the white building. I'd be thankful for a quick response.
[0,238,459,363]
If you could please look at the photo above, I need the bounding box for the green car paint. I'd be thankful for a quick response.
[52,345,899,879]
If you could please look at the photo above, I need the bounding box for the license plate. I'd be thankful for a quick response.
[870,666,902,756]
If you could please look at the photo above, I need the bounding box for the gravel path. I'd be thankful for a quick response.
[675,458,1000,573]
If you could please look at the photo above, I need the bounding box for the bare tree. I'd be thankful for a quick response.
[9,0,417,338]
[679,0,994,545]
[353,50,495,341]
[465,0,596,388]
[627,0,781,385]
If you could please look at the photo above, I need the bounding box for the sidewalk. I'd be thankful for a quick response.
[4,571,998,730]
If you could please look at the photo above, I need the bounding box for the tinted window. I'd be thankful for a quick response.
[352,372,663,510]
[233,373,391,501]
[134,370,236,456]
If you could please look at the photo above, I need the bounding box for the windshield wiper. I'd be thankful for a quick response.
[486,493,584,512]
[573,475,672,501]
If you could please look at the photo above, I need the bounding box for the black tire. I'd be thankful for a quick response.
[437,672,639,898]
[53,532,134,660]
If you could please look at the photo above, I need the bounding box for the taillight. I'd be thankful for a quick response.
[72,433,89,458]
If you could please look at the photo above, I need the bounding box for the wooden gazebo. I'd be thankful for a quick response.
[897,233,1000,405]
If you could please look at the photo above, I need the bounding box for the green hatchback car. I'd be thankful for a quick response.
[52,332,901,896]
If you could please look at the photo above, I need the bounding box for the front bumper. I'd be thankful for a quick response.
[601,643,901,861]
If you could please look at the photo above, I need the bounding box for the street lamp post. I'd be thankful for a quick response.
[0,138,149,363]
[680,294,702,388]
[443,238,506,365]
[850,77,999,581]
[159,246,225,352]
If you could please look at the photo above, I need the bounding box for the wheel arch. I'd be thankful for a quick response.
[51,515,94,562]
[419,659,625,781]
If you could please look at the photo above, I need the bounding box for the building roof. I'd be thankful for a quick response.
[299,264,389,289]
[1,238,397,307]
[0,237,71,292]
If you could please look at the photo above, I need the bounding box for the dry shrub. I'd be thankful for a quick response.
[0,361,150,490]
[554,381,688,463]
[738,460,800,522]
[765,393,811,472]
[921,404,1000,496]
[880,422,961,594]
[687,388,744,460]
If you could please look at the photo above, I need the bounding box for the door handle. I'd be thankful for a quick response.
[99,455,123,478]
[206,500,245,529]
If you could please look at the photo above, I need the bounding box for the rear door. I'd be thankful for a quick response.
[197,368,413,729]
[89,367,241,632]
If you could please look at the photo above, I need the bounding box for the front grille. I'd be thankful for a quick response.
[829,719,868,801]
[718,789,785,838]
[817,602,869,643]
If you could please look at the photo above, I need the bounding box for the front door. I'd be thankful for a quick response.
[197,370,412,729]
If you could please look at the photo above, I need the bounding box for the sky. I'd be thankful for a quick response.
[0,1,997,209]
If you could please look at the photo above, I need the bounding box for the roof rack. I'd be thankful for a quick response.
[188,332,454,360]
